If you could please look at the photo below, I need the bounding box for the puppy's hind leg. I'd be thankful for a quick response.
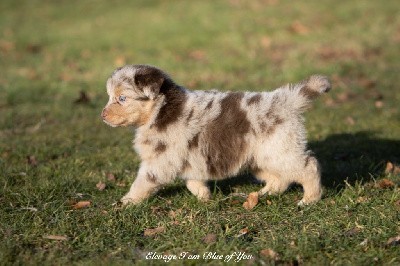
[297,156,322,206]
[186,180,211,201]
[253,170,291,197]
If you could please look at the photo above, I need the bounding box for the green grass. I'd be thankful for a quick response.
[1,0,400,265]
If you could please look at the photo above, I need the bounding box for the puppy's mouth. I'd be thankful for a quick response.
[102,118,128,127]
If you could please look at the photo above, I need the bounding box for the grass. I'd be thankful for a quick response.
[1,0,400,265]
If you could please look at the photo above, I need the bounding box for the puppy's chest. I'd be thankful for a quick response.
[133,132,187,162]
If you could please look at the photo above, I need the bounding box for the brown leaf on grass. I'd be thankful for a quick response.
[116,181,126,187]
[43,235,68,241]
[394,200,400,207]
[107,173,116,182]
[74,91,91,104]
[236,227,249,238]
[385,161,400,175]
[26,44,42,54]
[266,199,272,205]
[376,178,395,189]
[337,92,356,103]
[73,201,91,209]
[168,208,182,218]
[386,235,400,246]
[288,21,309,35]
[189,50,207,61]
[143,226,165,237]
[27,155,38,166]
[345,116,355,126]
[96,181,106,191]
[114,56,126,67]
[374,100,384,108]
[0,39,15,53]
[344,227,361,237]
[260,36,272,49]
[356,196,369,203]
[230,199,241,205]
[260,249,280,261]
[243,192,259,210]
[202,233,217,244]
[358,78,377,89]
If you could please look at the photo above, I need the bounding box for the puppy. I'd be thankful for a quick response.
[101,65,331,206]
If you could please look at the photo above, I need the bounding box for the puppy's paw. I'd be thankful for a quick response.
[297,197,320,207]
[197,190,212,202]
[120,195,142,206]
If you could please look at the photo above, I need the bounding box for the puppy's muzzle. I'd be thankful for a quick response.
[101,108,108,119]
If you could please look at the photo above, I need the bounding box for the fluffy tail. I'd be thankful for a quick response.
[281,75,331,113]
[299,75,331,99]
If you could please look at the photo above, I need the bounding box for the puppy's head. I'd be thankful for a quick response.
[101,65,168,127]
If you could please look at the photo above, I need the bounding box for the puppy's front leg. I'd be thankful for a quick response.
[120,170,162,205]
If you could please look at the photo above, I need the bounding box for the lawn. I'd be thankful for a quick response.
[1,0,400,265]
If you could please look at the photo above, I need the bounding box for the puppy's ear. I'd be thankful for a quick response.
[134,66,165,100]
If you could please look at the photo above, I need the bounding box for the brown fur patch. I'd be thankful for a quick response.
[188,133,199,149]
[142,139,151,145]
[146,172,158,184]
[265,116,284,135]
[181,160,191,172]
[205,100,214,109]
[154,142,167,153]
[186,109,194,122]
[247,94,261,105]
[134,65,165,97]
[300,85,320,99]
[305,155,311,167]
[202,92,250,177]
[261,95,284,135]
[153,83,187,131]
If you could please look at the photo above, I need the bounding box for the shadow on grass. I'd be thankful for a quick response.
[310,131,400,189]
[158,131,400,199]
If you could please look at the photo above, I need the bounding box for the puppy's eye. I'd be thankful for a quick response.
[118,95,126,102]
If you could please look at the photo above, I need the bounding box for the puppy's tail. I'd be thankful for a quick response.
[299,75,331,100]
[285,75,331,112]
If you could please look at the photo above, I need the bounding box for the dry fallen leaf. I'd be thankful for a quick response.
[260,249,280,260]
[266,199,272,205]
[116,181,126,187]
[386,235,400,246]
[107,172,116,182]
[74,91,91,104]
[376,178,395,189]
[243,192,259,210]
[394,200,400,207]
[96,181,106,191]
[375,100,384,108]
[344,227,361,237]
[189,50,207,61]
[26,43,42,54]
[114,56,126,66]
[289,21,309,35]
[0,39,15,53]
[73,201,91,209]
[143,226,165,237]
[43,235,68,241]
[27,155,38,167]
[345,116,355,126]
[236,227,249,238]
[260,36,272,49]
[202,233,217,244]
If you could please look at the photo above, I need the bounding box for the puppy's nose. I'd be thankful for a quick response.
[101,108,108,119]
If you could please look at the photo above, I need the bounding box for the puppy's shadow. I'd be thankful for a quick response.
[310,131,400,189]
